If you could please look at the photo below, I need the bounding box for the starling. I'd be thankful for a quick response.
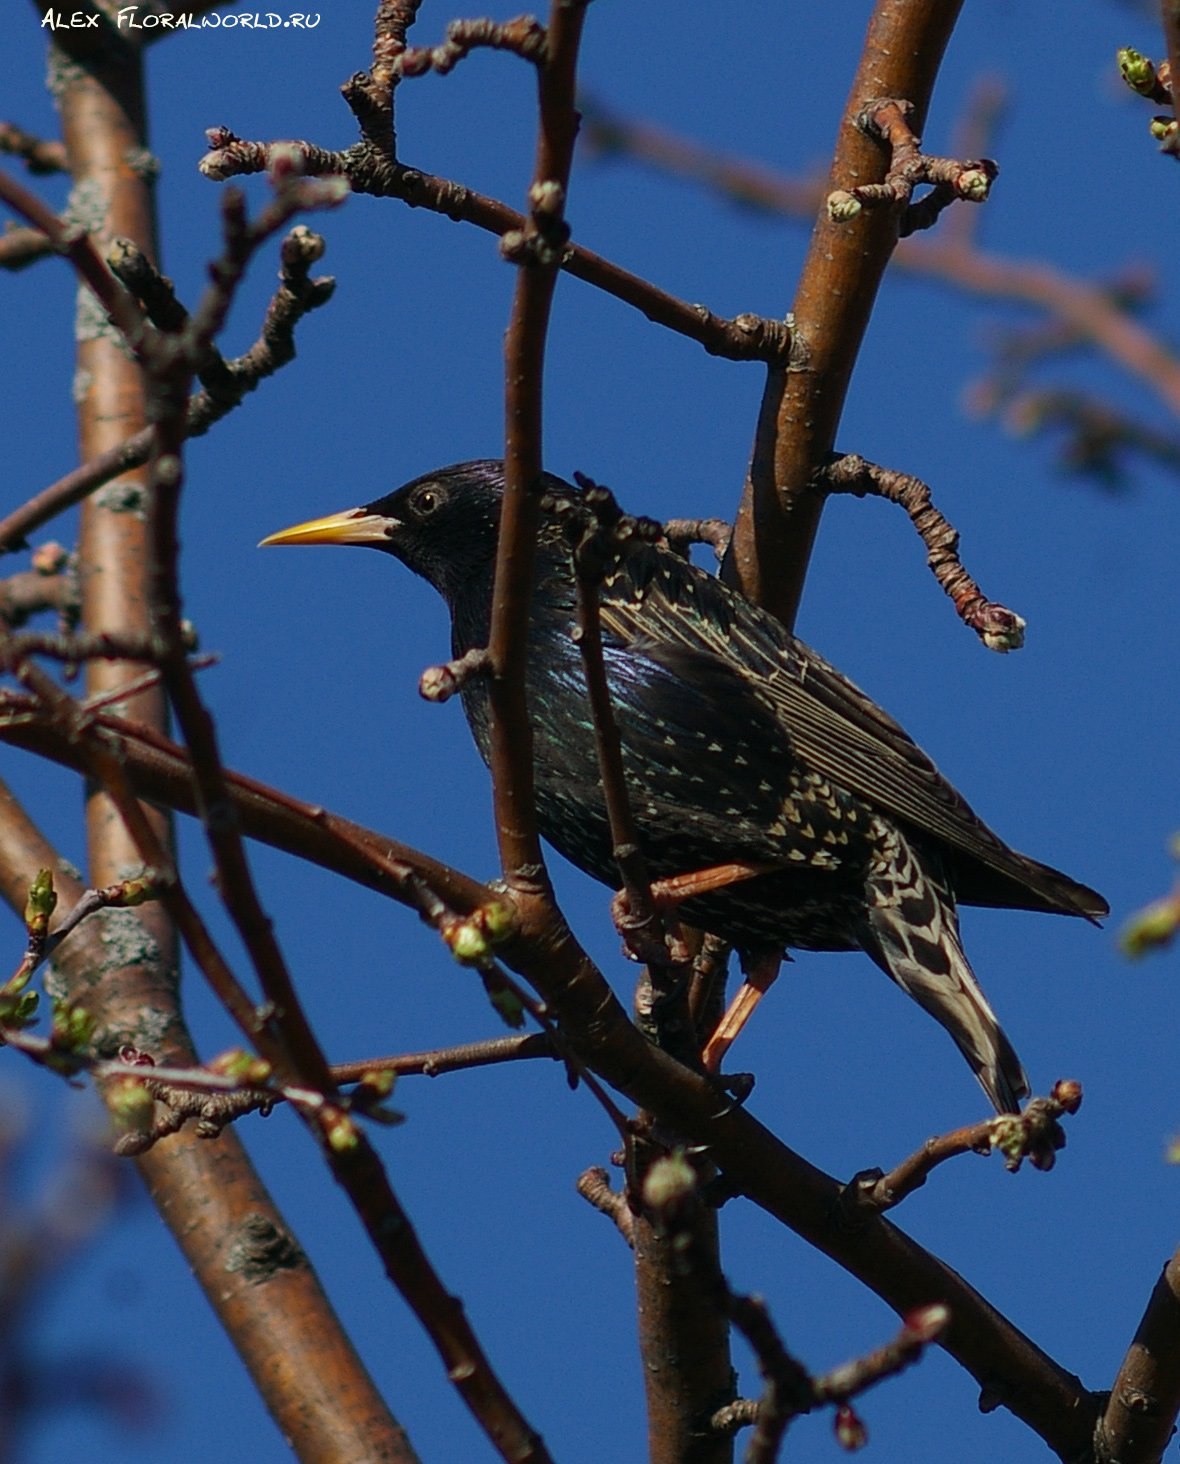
[261,460,1107,1113]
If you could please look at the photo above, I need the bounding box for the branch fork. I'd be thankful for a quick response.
[827,97,998,236]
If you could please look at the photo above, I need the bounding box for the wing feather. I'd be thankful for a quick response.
[599,547,1107,920]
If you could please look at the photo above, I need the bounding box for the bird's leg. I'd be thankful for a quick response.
[700,950,782,1073]
[649,859,778,904]
[613,859,775,966]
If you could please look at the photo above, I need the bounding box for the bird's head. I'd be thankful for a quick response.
[260,459,507,603]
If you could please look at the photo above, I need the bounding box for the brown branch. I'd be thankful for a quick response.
[643,1154,947,1460]
[487,0,588,889]
[396,15,549,77]
[0,554,77,629]
[561,482,679,958]
[662,516,732,562]
[839,1081,1083,1222]
[1099,1247,1180,1463]
[825,96,996,234]
[582,93,1180,426]
[631,1145,734,1464]
[0,121,68,174]
[0,772,421,1463]
[0,226,334,556]
[0,224,56,269]
[332,1032,557,1082]
[818,453,1026,650]
[7,137,553,1438]
[0,682,1100,1452]
[197,132,789,365]
[723,0,968,629]
[0,688,1099,1456]
[0,167,148,348]
[8,667,554,1464]
[576,1166,636,1246]
[418,646,491,702]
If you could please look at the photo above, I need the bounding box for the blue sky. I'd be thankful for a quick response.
[4,3,1180,1461]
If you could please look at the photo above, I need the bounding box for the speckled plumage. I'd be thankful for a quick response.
[266,460,1108,1113]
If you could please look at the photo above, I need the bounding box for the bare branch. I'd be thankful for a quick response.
[576,1166,636,1246]
[0,120,68,174]
[0,227,335,555]
[818,453,1026,651]
[839,1082,1083,1223]
[1099,1247,1180,1463]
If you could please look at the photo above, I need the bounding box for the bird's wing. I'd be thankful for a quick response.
[599,547,1107,920]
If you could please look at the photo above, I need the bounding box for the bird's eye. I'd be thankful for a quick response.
[411,485,444,517]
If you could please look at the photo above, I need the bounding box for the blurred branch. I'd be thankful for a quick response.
[0,120,68,173]
[0,772,421,1464]
[986,387,1180,488]
[0,224,54,269]
[1121,835,1180,956]
[582,86,1180,434]
[0,547,77,630]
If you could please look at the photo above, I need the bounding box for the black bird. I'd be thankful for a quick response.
[261,460,1107,1113]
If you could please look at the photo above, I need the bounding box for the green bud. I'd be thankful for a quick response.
[642,1152,697,1211]
[25,869,57,937]
[209,1048,273,1084]
[990,1115,1027,1164]
[1118,47,1159,96]
[446,919,492,967]
[325,1113,360,1153]
[50,998,94,1051]
[108,1077,156,1131]
[956,168,992,202]
[827,189,862,223]
[477,900,516,945]
[487,983,526,1029]
[359,1067,396,1098]
[1120,897,1180,957]
[0,986,39,1027]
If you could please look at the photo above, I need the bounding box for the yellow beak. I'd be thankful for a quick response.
[258,508,399,549]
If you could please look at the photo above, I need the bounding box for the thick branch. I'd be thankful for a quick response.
[724,0,968,625]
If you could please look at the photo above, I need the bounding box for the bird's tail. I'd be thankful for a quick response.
[858,822,1030,1115]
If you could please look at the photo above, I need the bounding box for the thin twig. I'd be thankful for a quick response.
[487,0,589,887]
[818,453,1026,651]
[838,1081,1083,1223]
[0,226,335,555]
[0,122,68,174]
[197,133,791,365]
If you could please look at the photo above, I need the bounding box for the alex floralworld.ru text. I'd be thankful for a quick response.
[41,8,321,29]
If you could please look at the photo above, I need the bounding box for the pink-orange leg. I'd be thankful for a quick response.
[612,858,779,966]
[647,859,786,1072]
[650,859,777,905]
[700,950,783,1073]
